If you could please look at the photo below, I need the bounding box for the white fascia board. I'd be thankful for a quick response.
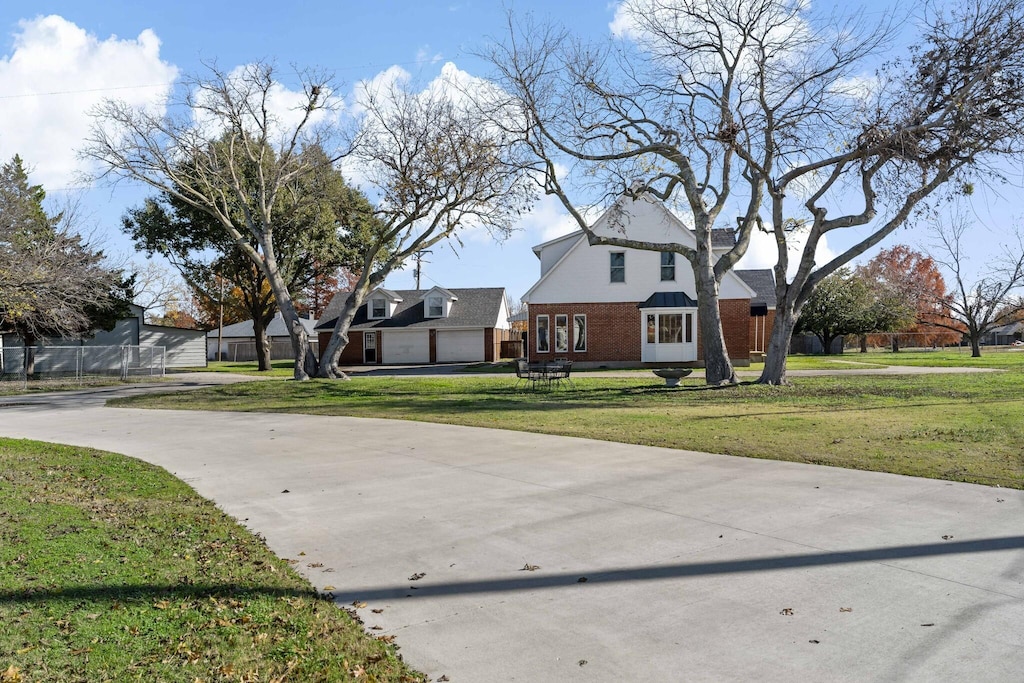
[531,229,584,257]
[522,232,588,303]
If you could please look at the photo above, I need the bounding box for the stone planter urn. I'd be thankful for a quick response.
[652,367,693,387]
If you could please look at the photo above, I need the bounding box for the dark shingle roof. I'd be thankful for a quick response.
[315,287,506,331]
[637,291,698,308]
[689,228,736,248]
[735,269,777,308]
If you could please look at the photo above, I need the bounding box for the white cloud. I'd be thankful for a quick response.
[415,46,443,66]
[737,226,837,281]
[0,15,178,188]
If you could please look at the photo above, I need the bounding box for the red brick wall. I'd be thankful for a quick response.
[720,299,750,360]
[528,300,756,363]
[318,330,366,364]
[528,303,641,362]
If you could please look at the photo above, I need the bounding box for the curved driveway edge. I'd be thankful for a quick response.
[0,391,1021,681]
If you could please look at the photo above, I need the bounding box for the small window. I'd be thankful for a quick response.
[659,313,683,344]
[555,314,568,353]
[427,295,444,317]
[646,314,656,344]
[610,252,625,283]
[661,251,675,281]
[685,312,693,343]
[536,315,550,353]
[371,298,386,318]
[573,314,587,352]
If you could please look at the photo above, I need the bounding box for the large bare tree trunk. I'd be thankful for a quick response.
[23,334,36,378]
[970,334,982,357]
[760,304,797,385]
[318,280,372,379]
[695,266,736,385]
[253,315,273,371]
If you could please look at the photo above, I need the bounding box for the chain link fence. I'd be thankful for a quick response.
[0,345,166,391]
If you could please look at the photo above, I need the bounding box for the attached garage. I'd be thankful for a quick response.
[436,329,485,363]
[382,330,430,364]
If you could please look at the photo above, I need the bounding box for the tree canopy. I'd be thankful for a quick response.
[0,155,129,361]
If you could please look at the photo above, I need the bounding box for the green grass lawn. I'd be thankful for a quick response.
[0,438,423,682]
[779,348,1024,371]
[181,359,296,377]
[113,371,1024,489]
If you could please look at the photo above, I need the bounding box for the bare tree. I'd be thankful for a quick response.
[925,214,1024,356]
[128,261,188,322]
[317,75,535,378]
[756,0,1024,383]
[485,0,893,384]
[84,62,351,379]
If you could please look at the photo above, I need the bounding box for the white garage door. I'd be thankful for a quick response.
[381,330,430,364]
[436,329,485,363]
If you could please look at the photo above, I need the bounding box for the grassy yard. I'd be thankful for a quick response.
[112,371,1024,489]
[182,359,296,377]
[0,438,423,682]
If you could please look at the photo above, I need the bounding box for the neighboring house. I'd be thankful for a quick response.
[523,194,776,367]
[315,286,513,365]
[1,304,207,370]
[984,321,1024,346]
[207,312,318,361]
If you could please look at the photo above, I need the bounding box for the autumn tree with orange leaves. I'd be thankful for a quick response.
[858,246,961,351]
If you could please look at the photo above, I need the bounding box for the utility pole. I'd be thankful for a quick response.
[217,275,225,361]
[413,250,432,289]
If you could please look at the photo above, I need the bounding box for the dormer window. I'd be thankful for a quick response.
[427,295,444,318]
[371,298,386,318]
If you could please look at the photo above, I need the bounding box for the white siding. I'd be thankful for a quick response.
[381,330,430,364]
[436,330,484,363]
[140,327,208,368]
[527,197,753,304]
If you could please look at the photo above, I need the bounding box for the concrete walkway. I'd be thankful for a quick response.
[0,385,1021,681]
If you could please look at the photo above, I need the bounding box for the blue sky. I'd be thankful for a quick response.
[1,1,1019,306]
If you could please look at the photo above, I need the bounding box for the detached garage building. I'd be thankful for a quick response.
[315,286,514,365]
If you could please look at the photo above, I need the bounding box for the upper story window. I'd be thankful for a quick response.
[370,298,386,318]
[610,252,625,283]
[427,295,444,317]
[661,251,676,281]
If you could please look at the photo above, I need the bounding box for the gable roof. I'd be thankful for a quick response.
[315,287,507,331]
[206,312,318,338]
[734,269,777,308]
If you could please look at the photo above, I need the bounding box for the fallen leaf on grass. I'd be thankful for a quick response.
[322,585,336,591]
[16,645,36,654]
[1,666,22,683]
[153,600,170,610]
[408,572,426,581]
[377,634,397,643]
[351,601,366,608]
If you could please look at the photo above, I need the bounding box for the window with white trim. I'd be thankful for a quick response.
[573,314,587,352]
[536,315,550,353]
[427,295,444,317]
[661,251,676,281]
[658,313,683,343]
[555,314,569,353]
[610,252,625,283]
[371,297,386,318]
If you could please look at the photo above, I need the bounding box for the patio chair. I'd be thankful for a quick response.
[548,359,575,389]
[513,358,539,389]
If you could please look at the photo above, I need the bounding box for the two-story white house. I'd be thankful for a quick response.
[523,194,776,367]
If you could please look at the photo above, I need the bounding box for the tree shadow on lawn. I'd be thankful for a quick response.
[0,582,314,606]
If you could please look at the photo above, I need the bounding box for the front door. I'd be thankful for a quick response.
[641,310,697,362]
[363,331,377,364]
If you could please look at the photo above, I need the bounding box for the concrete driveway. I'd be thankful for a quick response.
[1,386,1021,681]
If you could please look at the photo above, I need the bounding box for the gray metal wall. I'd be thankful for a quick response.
[140,326,208,368]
